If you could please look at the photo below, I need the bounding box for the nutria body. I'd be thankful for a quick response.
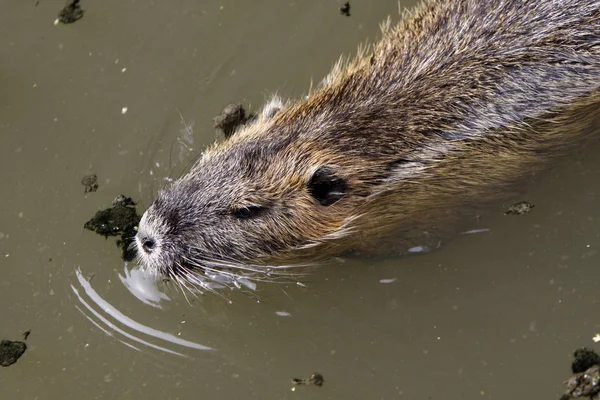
[136,0,600,282]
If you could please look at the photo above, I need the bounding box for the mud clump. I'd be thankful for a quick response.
[57,0,84,24]
[291,372,324,388]
[213,103,255,139]
[84,195,141,261]
[505,201,535,215]
[0,340,27,367]
[561,348,600,400]
[340,2,351,17]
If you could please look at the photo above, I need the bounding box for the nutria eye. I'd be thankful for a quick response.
[307,165,346,206]
[233,205,264,219]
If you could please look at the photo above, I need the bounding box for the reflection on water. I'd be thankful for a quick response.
[118,264,170,308]
[461,228,491,235]
[71,267,211,356]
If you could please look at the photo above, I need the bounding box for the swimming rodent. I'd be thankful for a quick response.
[135,0,600,284]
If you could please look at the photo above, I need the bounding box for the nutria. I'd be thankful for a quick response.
[135,0,600,285]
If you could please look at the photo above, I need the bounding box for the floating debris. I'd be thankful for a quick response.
[213,103,254,139]
[505,201,535,215]
[561,348,600,400]
[84,195,141,261]
[291,372,324,388]
[340,2,351,17]
[56,0,84,24]
[0,340,27,367]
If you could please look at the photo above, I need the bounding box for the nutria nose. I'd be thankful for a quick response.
[140,237,156,254]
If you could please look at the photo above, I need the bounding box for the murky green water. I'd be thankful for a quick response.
[1,1,599,399]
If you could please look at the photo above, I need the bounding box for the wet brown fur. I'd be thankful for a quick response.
[137,0,600,276]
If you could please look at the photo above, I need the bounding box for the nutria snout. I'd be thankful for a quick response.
[136,0,600,284]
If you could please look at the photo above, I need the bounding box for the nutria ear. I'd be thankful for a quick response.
[260,96,284,120]
[307,166,346,206]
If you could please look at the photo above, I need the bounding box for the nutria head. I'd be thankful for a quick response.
[135,98,392,280]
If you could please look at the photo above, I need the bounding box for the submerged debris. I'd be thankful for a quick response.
[505,201,535,215]
[0,340,27,367]
[291,373,324,388]
[84,195,141,261]
[57,0,84,24]
[81,174,98,193]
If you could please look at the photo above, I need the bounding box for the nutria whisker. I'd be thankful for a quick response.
[170,262,230,300]
[183,255,308,284]
[184,246,314,274]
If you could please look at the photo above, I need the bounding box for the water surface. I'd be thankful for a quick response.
[1,1,599,399]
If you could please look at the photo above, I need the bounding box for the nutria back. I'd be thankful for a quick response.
[136,0,600,281]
